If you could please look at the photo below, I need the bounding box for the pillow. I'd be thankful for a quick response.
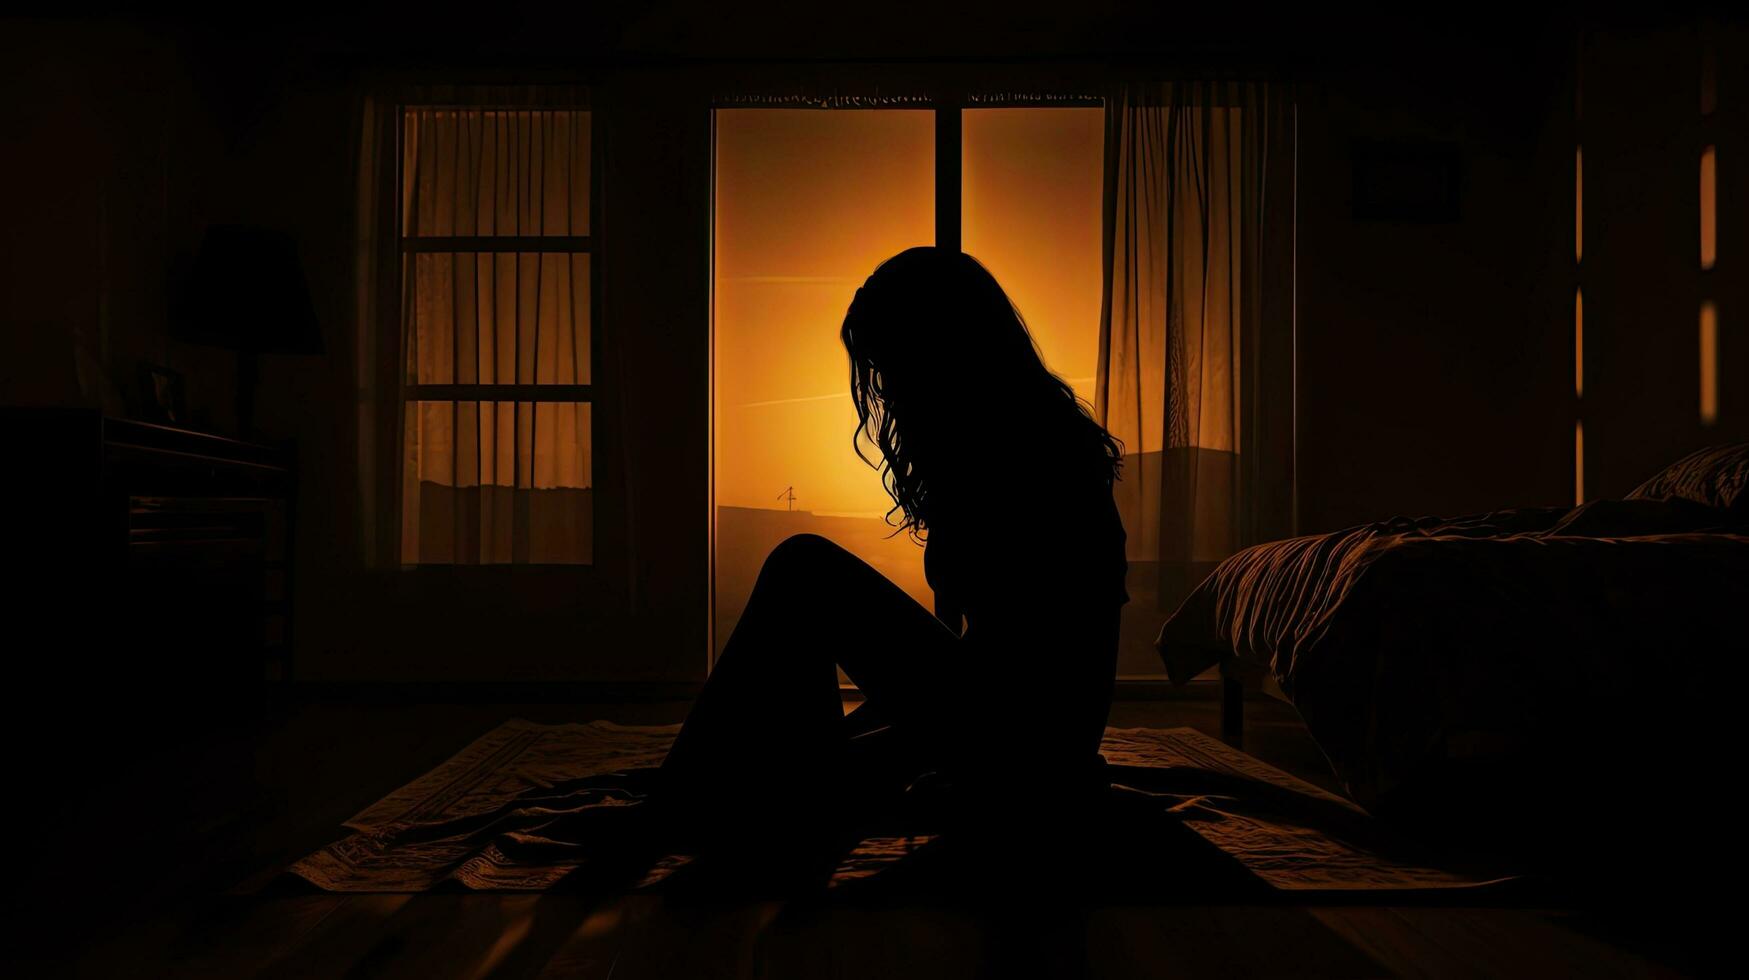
[1625,443,1749,517]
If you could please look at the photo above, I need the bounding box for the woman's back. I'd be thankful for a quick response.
[923,457,1128,775]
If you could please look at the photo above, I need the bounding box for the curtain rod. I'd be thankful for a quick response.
[711,92,1104,109]
[711,93,933,109]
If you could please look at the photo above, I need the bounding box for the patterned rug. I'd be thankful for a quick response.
[286,721,1516,893]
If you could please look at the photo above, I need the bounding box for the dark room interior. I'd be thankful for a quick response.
[4,3,1747,977]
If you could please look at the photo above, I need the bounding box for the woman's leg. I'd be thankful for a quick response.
[658,533,965,838]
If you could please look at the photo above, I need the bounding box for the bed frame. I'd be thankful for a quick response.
[1221,671,1246,741]
[1218,655,1290,743]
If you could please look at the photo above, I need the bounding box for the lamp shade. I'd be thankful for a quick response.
[173,224,323,355]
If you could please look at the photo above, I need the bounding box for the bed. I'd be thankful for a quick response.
[1154,444,1749,823]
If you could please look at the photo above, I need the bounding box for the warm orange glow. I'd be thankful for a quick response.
[1700,146,1716,271]
[397,108,595,566]
[402,401,593,564]
[713,110,933,520]
[963,108,1105,405]
[1574,145,1583,265]
[1574,420,1585,505]
[711,107,1108,658]
[1574,287,1584,398]
[1701,302,1718,425]
[713,109,935,655]
[402,109,590,238]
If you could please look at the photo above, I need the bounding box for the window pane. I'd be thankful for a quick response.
[407,253,590,386]
[966,107,1172,674]
[963,107,1105,406]
[1575,420,1585,506]
[1575,287,1584,398]
[1701,302,1718,425]
[402,109,590,237]
[1701,145,1716,271]
[402,401,592,564]
[713,109,934,657]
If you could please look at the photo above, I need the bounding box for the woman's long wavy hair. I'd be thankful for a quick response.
[841,247,1123,539]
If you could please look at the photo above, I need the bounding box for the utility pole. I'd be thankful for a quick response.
[776,486,796,512]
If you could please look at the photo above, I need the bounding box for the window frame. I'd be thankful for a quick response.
[391,99,603,569]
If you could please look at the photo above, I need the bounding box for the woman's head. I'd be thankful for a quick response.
[841,247,1122,535]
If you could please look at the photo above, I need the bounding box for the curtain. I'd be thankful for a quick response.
[354,94,399,569]
[1097,81,1295,615]
[397,101,594,564]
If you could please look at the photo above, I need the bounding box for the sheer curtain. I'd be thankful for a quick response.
[1097,81,1294,617]
[397,100,594,564]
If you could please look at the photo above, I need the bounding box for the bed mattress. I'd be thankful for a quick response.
[1156,499,1749,812]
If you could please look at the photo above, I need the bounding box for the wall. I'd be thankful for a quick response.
[7,8,1742,685]
[1293,15,1749,533]
[0,20,234,425]
[0,19,718,685]
[1581,20,1749,499]
[1292,27,1577,532]
[263,68,716,684]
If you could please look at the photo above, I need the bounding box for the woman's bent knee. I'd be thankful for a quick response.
[765,533,845,571]
[754,534,868,594]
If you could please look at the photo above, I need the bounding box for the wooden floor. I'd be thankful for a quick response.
[6,690,1719,978]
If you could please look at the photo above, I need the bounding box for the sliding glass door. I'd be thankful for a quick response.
[962,107,1105,408]
[711,102,1104,663]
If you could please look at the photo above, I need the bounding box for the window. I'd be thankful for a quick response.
[962,108,1105,407]
[1699,27,1719,426]
[712,108,936,653]
[1575,79,1584,504]
[1701,301,1718,425]
[397,107,594,564]
[710,100,1103,659]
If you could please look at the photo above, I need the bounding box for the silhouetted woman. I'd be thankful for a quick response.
[658,247,1127,869]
